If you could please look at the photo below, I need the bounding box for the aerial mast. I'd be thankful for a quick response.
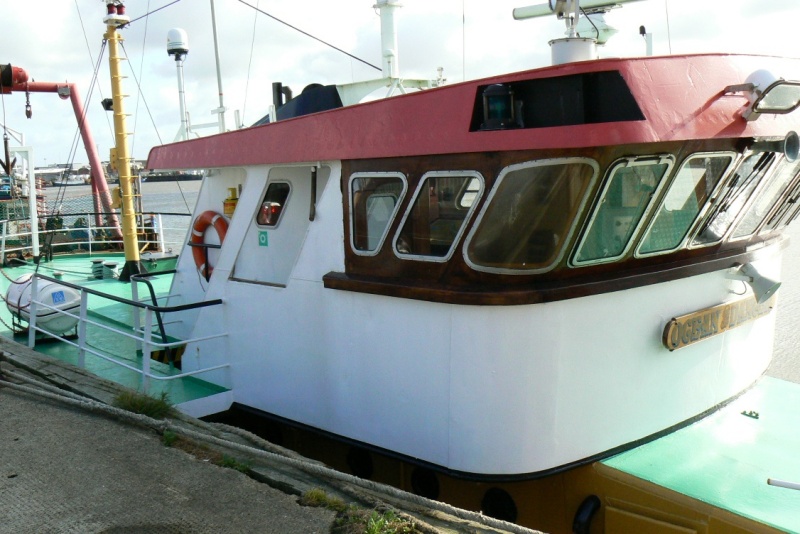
[167,28,190,141]
[513,0,646,64]
[103,1,143,281]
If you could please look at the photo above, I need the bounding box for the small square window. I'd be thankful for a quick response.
[350,173,407,255]
[257,182,290,226]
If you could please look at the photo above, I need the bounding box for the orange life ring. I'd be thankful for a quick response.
[191,210,228,278]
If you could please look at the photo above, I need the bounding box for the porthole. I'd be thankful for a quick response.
[346,447,374,479]
[481,487,517,523]
[410,467,439,500]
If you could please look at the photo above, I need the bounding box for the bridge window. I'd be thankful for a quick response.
[573,155,672,265]
[693,152,776,246]
[256,182,291,227]
[394,171,483,260]
[734,156,800,238]
[638,153,733,256]
[350,173,407,255]
[762,164,800,231]
[465,158,598,273]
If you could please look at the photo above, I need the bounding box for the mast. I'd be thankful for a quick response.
[104,1,143,281]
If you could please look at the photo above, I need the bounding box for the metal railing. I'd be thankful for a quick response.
[26,271,227,393]
[0,212,191,263]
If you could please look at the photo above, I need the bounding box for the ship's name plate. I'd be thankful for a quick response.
[662,295,776,351]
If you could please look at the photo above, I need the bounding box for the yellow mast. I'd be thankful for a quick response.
[103,1,142,281]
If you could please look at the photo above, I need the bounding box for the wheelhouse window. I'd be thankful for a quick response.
[350,173,406,255]
[763,164,800,231]
[573,155,672,265]
[465,158,598,273]
[732,156,800,239]
[638,153,733,256]
[256,182,291,226]
[693,152,776,246]
[394,172,483,260]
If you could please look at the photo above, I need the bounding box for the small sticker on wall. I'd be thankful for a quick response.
[259,231,269,247]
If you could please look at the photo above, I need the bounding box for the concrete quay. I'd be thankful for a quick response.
[0,337,536,534]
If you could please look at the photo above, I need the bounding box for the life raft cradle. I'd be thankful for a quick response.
[189,210,228,282]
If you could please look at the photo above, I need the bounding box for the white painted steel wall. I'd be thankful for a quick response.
[171,162,780,476]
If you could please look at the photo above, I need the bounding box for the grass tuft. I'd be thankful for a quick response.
[162,429,178,447]
[301,488,421,533]
[219,454,251,473]
[299,487,347,512]
[113,390,175,419]
[333,507,421,534]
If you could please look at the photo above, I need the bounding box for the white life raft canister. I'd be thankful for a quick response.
[5,273,81,333]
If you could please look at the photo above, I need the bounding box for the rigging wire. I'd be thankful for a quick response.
[1,80,7,139]
[665,0,672,54]
[126,0,182,26]
[129,0,154,159]
[118,42,164,150]
[242,0,261,126]
[236,0,382,72]
[48,41,109,238]
[120,41,192,214]
[462,0,466,81]
[74,0,114,139]
[33,26,110,274]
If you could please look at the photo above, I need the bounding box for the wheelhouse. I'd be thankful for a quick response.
[328,139,800,305]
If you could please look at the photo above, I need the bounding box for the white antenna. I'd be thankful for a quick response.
[513,0,647,65]
[639,25,653,56]
[167,28,190,142]
[376,0,401,79]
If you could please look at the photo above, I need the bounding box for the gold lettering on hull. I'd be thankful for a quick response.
[662,295,776,351]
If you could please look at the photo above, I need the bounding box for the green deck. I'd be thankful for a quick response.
[603,376,800,532]
[0,253,227,405]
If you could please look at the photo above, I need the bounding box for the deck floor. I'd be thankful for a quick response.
[603,376,800,532]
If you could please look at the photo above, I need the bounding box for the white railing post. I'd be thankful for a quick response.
[1,220,7,262]
[157,214,165,252]
[87,213,93,255]
[131,280,141,351]
[142,307,153,394]
[27,275,38,348]
[77,291,89,368]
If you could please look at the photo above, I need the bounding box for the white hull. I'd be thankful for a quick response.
[168,162,779,475]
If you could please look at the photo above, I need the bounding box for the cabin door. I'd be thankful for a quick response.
[232,166,330,286]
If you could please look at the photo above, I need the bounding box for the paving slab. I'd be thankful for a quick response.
[0,381,335,534]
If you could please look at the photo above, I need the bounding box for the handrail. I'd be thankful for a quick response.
[26,272,228,393]
[131,271,174,364]
[33,272,222,313]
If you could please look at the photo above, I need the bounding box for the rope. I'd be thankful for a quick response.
[0,364,541,534]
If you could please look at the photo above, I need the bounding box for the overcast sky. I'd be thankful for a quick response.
[2,0,799,167]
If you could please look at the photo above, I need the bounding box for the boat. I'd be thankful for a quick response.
[51,173,90,186]
[4,0,800,531]
[139,169,203,182]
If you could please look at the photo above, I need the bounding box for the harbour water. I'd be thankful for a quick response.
[40,179,800,385]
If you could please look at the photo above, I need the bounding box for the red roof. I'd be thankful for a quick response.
[147,54,800,170]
